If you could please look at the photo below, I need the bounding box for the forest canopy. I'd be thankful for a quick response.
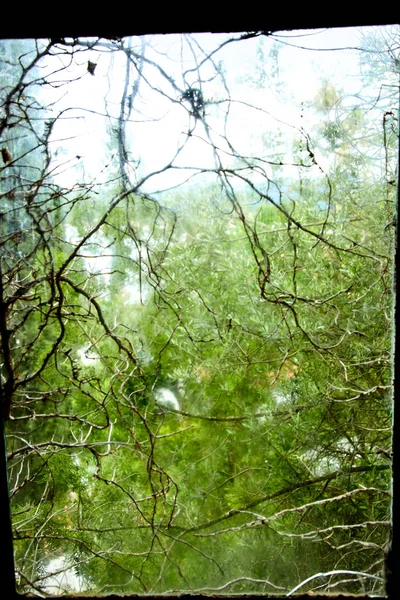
[0,27,398,596]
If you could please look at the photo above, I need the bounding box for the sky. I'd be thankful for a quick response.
[42,27,379,193]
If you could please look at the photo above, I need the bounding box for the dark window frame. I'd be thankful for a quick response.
[0,16,398,600]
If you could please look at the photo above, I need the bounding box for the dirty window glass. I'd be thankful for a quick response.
[1,27,398,596]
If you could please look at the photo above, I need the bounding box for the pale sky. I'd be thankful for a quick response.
[43,27,375,193]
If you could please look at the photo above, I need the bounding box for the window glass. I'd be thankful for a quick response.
[1,28,397,596]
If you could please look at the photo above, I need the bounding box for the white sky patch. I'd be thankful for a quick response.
[301,437,363,477]
[65,225,112,285]
[65,224,80,245]
[154,387,180,411]
[43,556,86,594]
[273,389,291,405]
[121,279,151,305]
[77,345,100,366]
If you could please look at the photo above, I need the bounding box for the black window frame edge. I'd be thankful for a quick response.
[0,16,398,600]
